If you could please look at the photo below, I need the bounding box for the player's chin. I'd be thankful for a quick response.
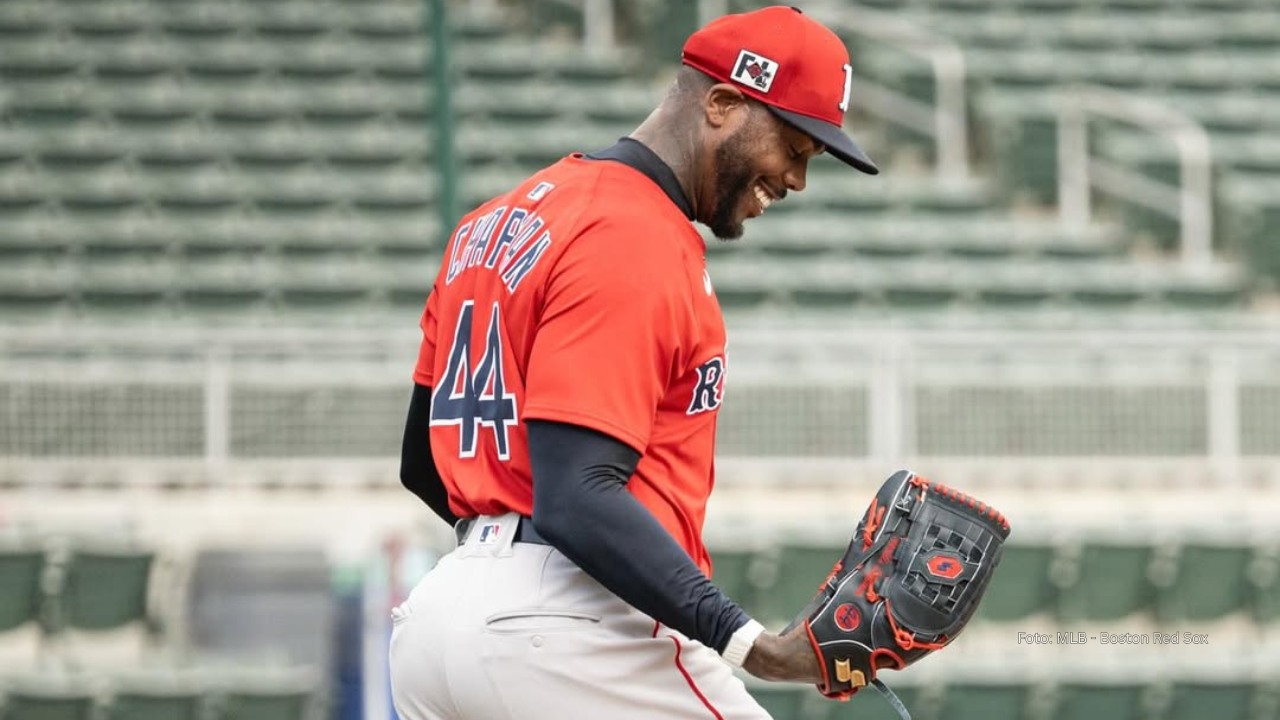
[709,217,746,241]
[708,197,754,241]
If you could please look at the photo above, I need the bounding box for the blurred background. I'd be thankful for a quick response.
[1,0,1279,718]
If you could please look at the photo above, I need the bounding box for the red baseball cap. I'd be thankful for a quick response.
[682,5,879,175]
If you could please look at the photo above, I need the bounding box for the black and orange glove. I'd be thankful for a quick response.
[785,470,1011,706]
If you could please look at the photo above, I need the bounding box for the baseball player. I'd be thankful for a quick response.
[392,7,880,718]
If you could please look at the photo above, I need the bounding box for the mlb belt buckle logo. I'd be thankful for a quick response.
[477,522,502,545]
[731,50,777,93]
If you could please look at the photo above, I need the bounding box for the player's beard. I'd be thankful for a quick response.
[707,124,759,241]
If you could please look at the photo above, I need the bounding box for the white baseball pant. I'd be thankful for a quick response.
[388,512,773,719]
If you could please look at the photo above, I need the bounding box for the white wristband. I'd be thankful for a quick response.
[721,619,765,668]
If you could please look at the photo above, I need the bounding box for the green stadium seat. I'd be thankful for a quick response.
[348,4,425,39]
[368,43,427,82]
[106,683,205,720]
[214,669,319,720]
[349,173,434,214]
[0,2,52,40]
[1057,542,1156,621]
[0,541,46,634]
[707,548,763,621]
[827,683,927,720]
[1068,274,1149,309]
[0,49,78,83]
[582,87,662,124]
[6,95,95,130]
[66,3,148,39]
[132,136,223,173]
[0,261,76,315]
[755,542,844,626]
[179,257,275,309]
[744,684,806,720]
[1166,681,1259,720]
[1156,542,1255,622]
[184,47,266,83]
[77,258,176,314]
[1251,547,1280,624]
[975,88,1061,205]
[157,4,246,39]
[277,256,377,307]
[2,217,74,259]
[448,10,506,42]
[1050,682,1149,720]
[457,43,544,83]
[1161,284,1246,311]
[46,542,158,637]
[324,127,428,169]
[977,543,1058,621]
[254,4,330,40]
[939,680,1032,720]
[1223,174,1280,283]
[1,681,98,720]
[93,40,180,82]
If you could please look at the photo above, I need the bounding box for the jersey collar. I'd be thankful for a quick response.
[586,138,695,221]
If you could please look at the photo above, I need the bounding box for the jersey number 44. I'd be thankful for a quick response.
[429,300,518,461]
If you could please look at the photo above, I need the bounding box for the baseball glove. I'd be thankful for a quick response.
[785,470,1011,705]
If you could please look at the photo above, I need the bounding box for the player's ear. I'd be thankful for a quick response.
[702,83,748,130]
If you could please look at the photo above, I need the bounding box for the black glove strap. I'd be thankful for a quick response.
[872,679,913,720]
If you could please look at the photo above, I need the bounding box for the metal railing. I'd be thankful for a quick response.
[811,3,970,182]
[2,327,1278,482]
[1057,84,1214,271]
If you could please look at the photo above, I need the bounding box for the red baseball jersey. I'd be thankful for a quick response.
[413,155,727,574]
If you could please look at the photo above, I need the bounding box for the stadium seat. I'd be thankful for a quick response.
[105,678,206,720]
[1049,682,1150,720]
[827,683,927,720]
[46,543,159,638]
[1223,175,1280,284]
[1155,541,1255,622]
[347,4,425,39]
[1165,680,1259,720]
[1056,541,1156,621]
[707,549,763,621]
[214,669,319,720]
[977,543,1058,621]
[755,543,845,626]
[0,681,98,720]
[0,542,46,636]
[938,680,1032,720]
[744,685,806,720]
[1251,546,1280,624]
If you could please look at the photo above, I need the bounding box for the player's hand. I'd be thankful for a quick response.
[741,625,822,684]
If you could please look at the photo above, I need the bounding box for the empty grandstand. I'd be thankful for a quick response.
[1,0,1279,718]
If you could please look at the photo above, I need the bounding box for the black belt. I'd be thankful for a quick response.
[454,516,551,547]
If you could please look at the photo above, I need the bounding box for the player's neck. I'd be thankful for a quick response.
[629,112,700,218]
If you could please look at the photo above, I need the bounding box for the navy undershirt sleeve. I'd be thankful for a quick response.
[527,419,751,654]
[400,384,460,527]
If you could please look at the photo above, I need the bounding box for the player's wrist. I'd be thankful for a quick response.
[721,618,765,668]
[742,625,823,683]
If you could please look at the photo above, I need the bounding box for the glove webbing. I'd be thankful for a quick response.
[872,679,912,720]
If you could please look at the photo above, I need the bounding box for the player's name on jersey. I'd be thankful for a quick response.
[444,203,552,293]
[1015,631,1209,646]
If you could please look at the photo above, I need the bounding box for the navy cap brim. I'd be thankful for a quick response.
[766,106,879,175]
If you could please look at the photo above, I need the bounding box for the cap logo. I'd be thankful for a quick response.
[731,50,777,93]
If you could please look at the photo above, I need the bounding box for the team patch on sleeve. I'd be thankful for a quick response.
[686,356,726,415]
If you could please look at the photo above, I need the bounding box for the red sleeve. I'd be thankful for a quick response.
[523,220,690,454]
[412,286,440,386]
